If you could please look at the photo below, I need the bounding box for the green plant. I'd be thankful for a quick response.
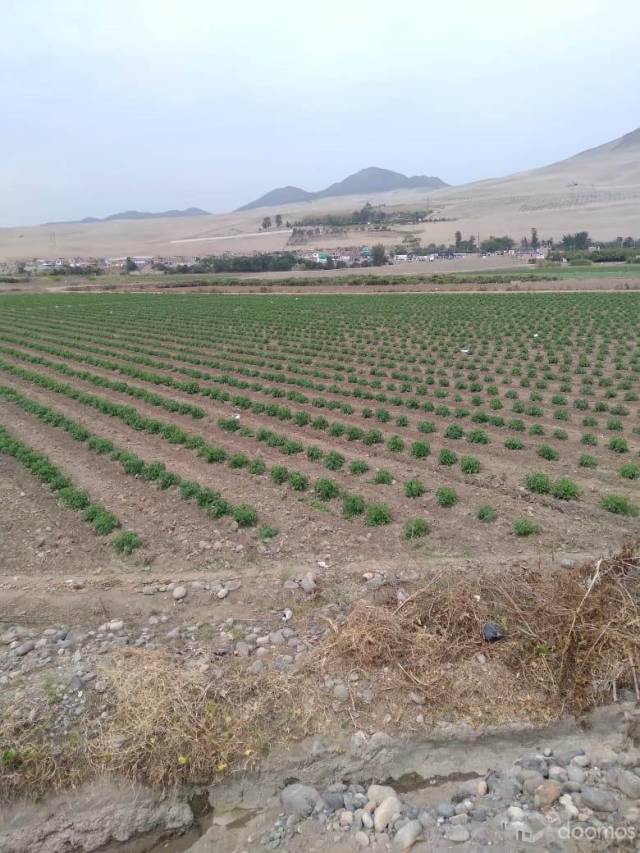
[476,504,496,522]
[600,494,639,516]
[403,517,430,540]
[314,478,339,501]
[258,524,279,540]
[113,531,141,555]
[248,458,266,474]
[608,437,629,453]
[620,463,640,480]
[514,518,540,536]
[525,472,551,494]
[387,435,405,452]
[504,437,524,450]
[404,479,425,498]
[324,451,345,471]
[349,459,369,474]
[270,465,289,484]
[439,448,458,466]
[233,504,258,527]
[551,478,580,500]
[436,486,457,507]
[410,441,430,458]
[444,424,464,440]
[373,469,393,485]
[460,455,480,474]
[342,493,365,519]
[579,454,597,468]
[306,445,323,461]
[289,471,309,491]
[537,444,559,461]
[365,502,392,526]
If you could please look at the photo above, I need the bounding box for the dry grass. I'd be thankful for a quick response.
[319,541,640,719]
[87,650,312,788]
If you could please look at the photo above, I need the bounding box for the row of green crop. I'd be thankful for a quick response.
[0,332,636,470]
[0,385,259,528]
[0,422,140,552]
[2,310,636,413]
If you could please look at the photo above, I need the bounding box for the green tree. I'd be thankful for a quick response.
[371,244,387,266]
[531,227,539,249]
[275,214,283,228]
[124,257,137,272]
[454,230,462,249]
[261,216,272,230]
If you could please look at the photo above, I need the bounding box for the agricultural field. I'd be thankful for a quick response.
[0,290,638,568]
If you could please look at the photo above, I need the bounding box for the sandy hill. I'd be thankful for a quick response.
[236,167,449,211]
[1,129,639,261]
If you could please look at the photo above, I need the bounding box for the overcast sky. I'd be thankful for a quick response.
[2,0,639,226]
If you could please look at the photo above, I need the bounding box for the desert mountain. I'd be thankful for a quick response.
[236,167,449,211]
[44,207,209,226]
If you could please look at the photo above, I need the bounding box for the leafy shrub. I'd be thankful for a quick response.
[525,472,551,494]
[460,455,480,474]
[476,504,496,522]
[315,478,339,501]
[258,524,279,540]
[553,429,568,441]
[445,424,464,440]
[581,433,597,446]
[579,454,597,468]
[411,441,430,458]
[551,478,580,500]
[349,459,369,475]
[405,479,425,498]
[387,435,405,452]
[325,451,345,471]
[113,531,141,555]
[233,504,258,527]
[88,436,114,455]
[620,463,640,480]
[600,495,639,516]
[228,452,249,469]
[418,420,437,434]
[58,487,90,510]
[342,493,365,519]
[289,471,309,491]
[374,469,393,485]
[439,448,458,466]
[306,445,323,461]
[365,502,392,526]
[529,424,545,436]
[85,505,120,535]
[467,429,489,444]
[270,465,289,484]
[436,486,457,507]
[514,518,539,536]
[403,518,430,540]
[248,458,266,475]
[608,437,628,453]
[537,444,559,461]
[363,429,383,446]
[504,437,524,450]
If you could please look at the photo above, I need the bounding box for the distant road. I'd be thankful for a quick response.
[170,229,291,245]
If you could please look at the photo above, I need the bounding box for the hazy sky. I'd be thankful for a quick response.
[2,0,640,226]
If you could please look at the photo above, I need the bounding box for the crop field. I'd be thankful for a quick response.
[0,291,638,569]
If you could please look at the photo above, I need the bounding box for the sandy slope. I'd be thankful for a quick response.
[2,129,640,260]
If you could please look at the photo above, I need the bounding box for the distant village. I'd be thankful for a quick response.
[0,244,548,277]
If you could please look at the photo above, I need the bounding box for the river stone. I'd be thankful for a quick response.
[436,802,456,818]
[567,765,585,784]
[280,783,321,816]
[15,641,35,657]
[373,796,401,833]
[608,767,640,799]
[393,819,422,851]
[172,586,187,601]
[355,831,370,848]
[367,784,397,806]
[446,826,471,843]
[534,780,561,808]
[580,786,618,812]
[322,791,345,811]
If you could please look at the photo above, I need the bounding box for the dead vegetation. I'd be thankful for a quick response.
[87,650,313,788]
[319,541,640,719]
